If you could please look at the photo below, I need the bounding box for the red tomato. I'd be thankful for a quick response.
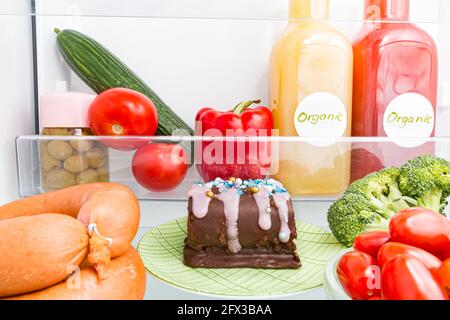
[437,259,450,295]
[337,251,380,300]
[132,143,188,192]
[354,231,391,260]
[368,296,381,300]
[89,88,158,150]
[350,148,384,183]
[390,208,450,260]
[444,245,450,261]
[381,255,448,300]
[377,242,442,274]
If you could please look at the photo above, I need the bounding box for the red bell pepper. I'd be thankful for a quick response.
[195,100,273,181]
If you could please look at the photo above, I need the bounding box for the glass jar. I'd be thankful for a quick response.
[39,92,110,191]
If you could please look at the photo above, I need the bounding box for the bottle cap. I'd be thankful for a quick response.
[39,92,96,129]
[289,0,329,20]
[364,0,410,21]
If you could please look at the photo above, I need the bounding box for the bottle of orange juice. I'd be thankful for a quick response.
[269,0,353,195]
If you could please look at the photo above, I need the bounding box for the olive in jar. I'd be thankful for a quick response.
[76,169,99,184]
[44,168,76,189]
[86,147,106,168]
[63,155,90,173]
[47,141,73,160]
[70,139,94,152]
[96,165,110,182]
[40,149,62,172]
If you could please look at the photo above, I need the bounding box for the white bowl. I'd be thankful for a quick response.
[323,248,353,300]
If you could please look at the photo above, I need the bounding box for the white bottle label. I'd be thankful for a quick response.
[294,92,348,147]
[383,93,435,148]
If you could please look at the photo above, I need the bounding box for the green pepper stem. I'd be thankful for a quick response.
[232,100,261,115]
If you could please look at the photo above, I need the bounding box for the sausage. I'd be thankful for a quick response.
[7,247,147,300]
[0,214,89,297]
[0,183,140,277]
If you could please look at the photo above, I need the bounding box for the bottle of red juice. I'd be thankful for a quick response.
[351,0,438,181]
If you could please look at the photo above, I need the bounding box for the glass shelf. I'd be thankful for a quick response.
[16,135,450,201]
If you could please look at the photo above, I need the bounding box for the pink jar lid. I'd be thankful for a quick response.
[40,92,97,129]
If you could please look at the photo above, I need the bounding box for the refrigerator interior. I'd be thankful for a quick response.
[2,0,450,299]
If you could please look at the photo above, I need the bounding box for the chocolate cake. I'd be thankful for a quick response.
[183,178,301,269]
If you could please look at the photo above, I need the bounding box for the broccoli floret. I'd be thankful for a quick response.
[328,167,410,246]
[327,193,390,247]
[345,167,410,218]
[328,155,450,247]
[399,154,450,214]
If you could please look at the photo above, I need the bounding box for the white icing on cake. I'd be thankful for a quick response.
[188,185,212,219]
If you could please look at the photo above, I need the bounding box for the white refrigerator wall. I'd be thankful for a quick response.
[34,0,446,129]
[437,2,450,136]
[0,1,35,204]
[31,0,448,223]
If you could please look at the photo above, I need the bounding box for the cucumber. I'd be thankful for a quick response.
[54,28,193,136]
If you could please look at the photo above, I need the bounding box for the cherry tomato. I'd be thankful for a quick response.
[444,245,450,261]
[132,143,188,192]
[377,242,442,274]
[89,88,158,150]
[354,231,391,260]
[337,251,380,300]
[368,296,381,300]
[381,255,448,300]
[437,259,450,295]
[390,208,450,260]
